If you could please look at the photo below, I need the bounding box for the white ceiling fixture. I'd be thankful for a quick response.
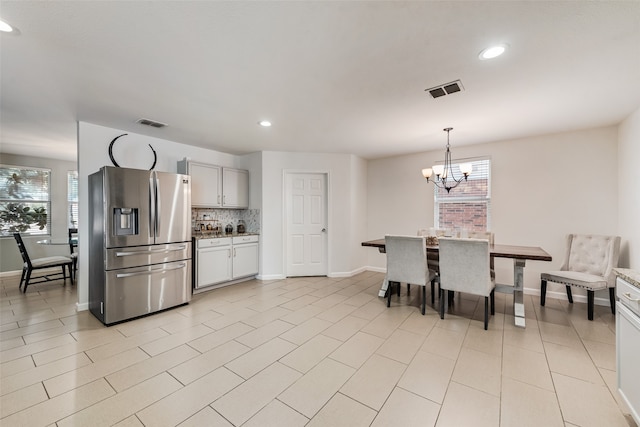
[258,120,272,127]
[479,44,508,60]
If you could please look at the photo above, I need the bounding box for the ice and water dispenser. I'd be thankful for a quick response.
[114,208,138,236]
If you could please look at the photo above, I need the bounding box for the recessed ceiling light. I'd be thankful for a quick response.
[258,120,272,127]
[0,19,16,33]
[479,44,508,60]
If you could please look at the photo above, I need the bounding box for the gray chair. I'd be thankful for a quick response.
[385,235,437,315]
[13,233,73,293]
[438,237,495,330]
[540,234,621,320]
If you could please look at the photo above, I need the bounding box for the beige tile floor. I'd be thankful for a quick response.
[0,271,637,427]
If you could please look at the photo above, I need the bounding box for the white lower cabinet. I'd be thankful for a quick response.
[232,235,259,279]
[196,235,258,290]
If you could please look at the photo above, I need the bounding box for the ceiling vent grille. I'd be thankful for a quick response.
[425,80,464,99]
[136,118,168,128]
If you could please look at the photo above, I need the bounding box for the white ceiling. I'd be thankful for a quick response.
[1,1,639,162]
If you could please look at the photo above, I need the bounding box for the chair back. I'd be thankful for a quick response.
[68,228,78,254]
[13,233,33,268]
[438,237,493,296]
[563,234,621,287]
[468,231,495,245]
[385,235,429,286]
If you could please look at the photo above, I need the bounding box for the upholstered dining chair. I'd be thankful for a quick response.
[68,228,78,281]
[13,233,73,293]
[385,235,437,315]
[438,237,496,330]
[540,234,621,320]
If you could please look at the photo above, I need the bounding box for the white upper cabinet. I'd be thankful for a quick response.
[178,160,248,209]
[178,160,222,207]
[222,168,249,208]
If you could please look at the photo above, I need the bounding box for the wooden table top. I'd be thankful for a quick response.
[361,239,552,262]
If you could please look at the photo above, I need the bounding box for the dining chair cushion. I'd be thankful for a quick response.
[540,270,607,291]
[29,256,74,269]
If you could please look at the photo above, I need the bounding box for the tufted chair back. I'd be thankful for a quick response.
[561,234,621,288]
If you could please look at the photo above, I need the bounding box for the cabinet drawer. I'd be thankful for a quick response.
[617,277,640,315]
[233,235,259,244]
[197,237,232,248]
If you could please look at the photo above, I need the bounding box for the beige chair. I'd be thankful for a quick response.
[385,235,437,315]
[13,233,73,293]
[540,234,620,320]
[438,237,495,330]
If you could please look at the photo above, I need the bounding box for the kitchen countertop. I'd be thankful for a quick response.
[193,232,259,240]
[614,268,640,289]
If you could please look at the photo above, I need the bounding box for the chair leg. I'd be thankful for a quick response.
[448,290,454,306]
[19,267,26,291]
[540,279,547,306]
[609,287,616,315]
[397,281,401,297]
[566,285,574,304]
[490,289,495,315]
[422,286,426,315]
[61,265,67,282]
[440,288,445,319]
[387,282,393,307]
[407,283,410,296]
[431,280,435,305]
[484,296,489,330]
[23,269,32,293]
[587,290,594,320]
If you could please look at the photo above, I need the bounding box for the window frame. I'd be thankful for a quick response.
[0,164,52,237]
[67,170,78,228]
[433,156,491,231]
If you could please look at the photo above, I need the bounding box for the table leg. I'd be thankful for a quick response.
[513,258,526,328]
[378,277,389,297]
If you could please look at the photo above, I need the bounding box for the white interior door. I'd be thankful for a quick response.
[286,173,327,277]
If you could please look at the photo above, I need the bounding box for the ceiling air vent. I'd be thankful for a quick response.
[425,80,464,99]
[136,118,168,128]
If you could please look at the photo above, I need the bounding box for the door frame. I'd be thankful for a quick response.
[282,170,331,277]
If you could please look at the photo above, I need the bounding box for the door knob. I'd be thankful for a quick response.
[321,228,327,232]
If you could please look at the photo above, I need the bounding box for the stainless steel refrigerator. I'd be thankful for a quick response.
[89,166,192,325]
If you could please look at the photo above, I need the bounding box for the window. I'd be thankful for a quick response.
[68,171,78,228]
[434,157,491,231]
[0,165,51,237]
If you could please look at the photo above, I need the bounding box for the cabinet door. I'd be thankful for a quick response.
[196,246,232,287]
[232,243,258,279]
[222,168,249,208]
[189,163,222,207]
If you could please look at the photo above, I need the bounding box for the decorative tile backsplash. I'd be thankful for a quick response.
[192,208,261,234]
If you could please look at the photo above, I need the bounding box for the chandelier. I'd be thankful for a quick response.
[421,127,472,193]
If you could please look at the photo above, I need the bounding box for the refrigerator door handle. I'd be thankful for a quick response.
[115,244,188,257]
[149,175,155,239]
[154,172,161,237]
[116,262,187,278]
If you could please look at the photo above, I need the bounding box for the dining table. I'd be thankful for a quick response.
[362,238,552,328]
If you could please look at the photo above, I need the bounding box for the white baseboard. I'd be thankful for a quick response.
[256,273,286,281]
[76,302,89,311]
[364,266,386,274]
[0,270,22,278]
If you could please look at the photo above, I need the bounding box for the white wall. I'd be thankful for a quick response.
[366,126,619,302]
[77,122,254,309]
[618,106,640,269]
[259,151,368,279]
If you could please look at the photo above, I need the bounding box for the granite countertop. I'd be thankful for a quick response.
[614,268,640,289]
[194,232,259,240]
